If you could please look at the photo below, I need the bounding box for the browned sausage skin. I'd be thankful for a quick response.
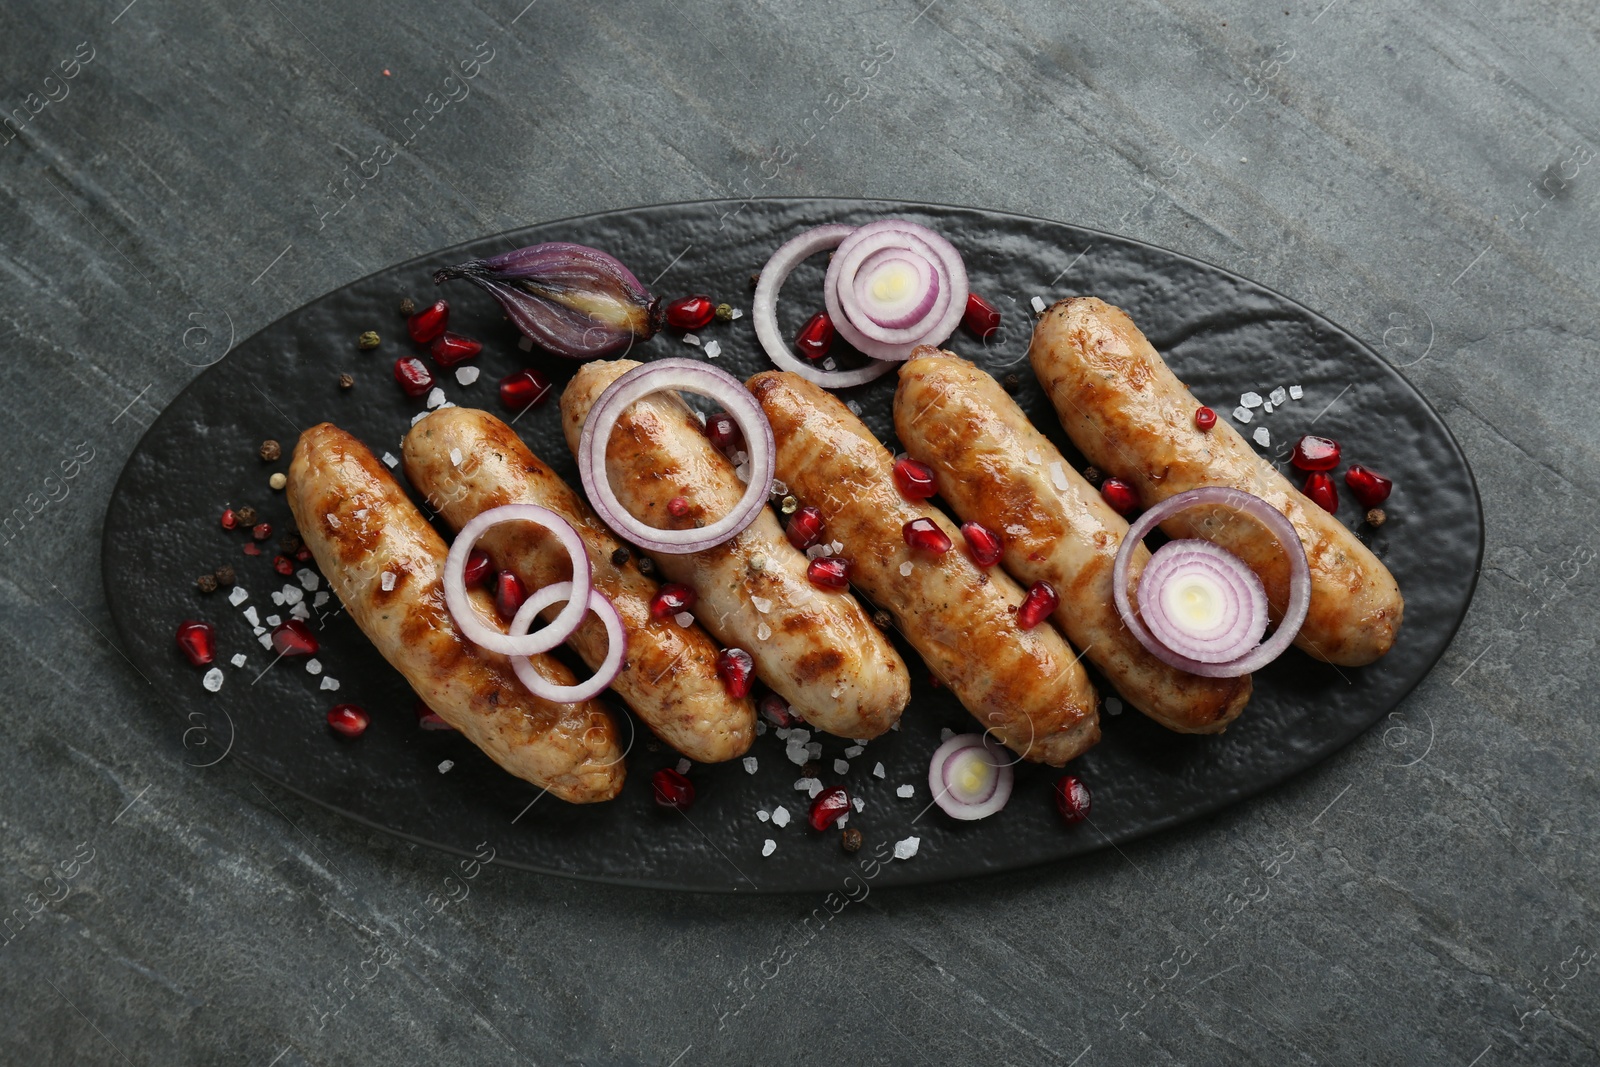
[287,422,624,803]
[894,349,1251,733]
[402,406,754,763]
[561,360,910,740]
[1029,297,1403,667]
[748,370,1100,766]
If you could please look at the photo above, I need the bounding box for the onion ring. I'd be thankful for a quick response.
[928,733,1015,821]
[824,219,968,361]
[751,224,894,388]
[509,582,627,703]
[578,358,775,554]
[443,504,592,657]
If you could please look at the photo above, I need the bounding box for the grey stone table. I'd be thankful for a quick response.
[2,0,1595,1063]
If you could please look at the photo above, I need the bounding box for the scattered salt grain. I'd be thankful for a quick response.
[230,653,247,668]
[1269,386,1287,406]
[845,745,864,758]
[1241,391,1263,408]
[1030,296,1046,314]
[290,603,311,621]
[833,759,850,775]
[805,741,823,759]
[313,592,330,608]
[790,729,811,744]
[757,809,770,822]
[940,728,955,741]
[897,784,914,798]
[271,591,285,606]
[438,760,454,773]
[1050,462,1070,492]
[835,813,849,829]
[674,611,694,628]
[751,596,772,614]
[229,587,249,607]
[743,756,759,774]
[730,308,743,320]
[382,452,399,468]
[873,762,886,778]
[282,586,304,606]
[704,340,722,359]
[757,622,772,641]
[806,543,832,559]
[852,796,865,812]
[846,400,861,415]
[305,659,322,675]
[1253,427,1271,447]
[830,540,843,554]
[252,626,265,636]
[755,720,767,735]
[202,668,224,692]
[1289,384,1303,400]
[682,333,701,347]
[1026,447,1043,465]
[354,509,368,521]
[518,335,534,351]
[1232,406,1253,424]
[772,806,791,828]
[822,357,837,371]
[411,411,429,426]
[762,839,776,857]
[676,758,691,775]
[320,677,340,691]
[450,448,463,467]
[1262,402,1274,414]
[258,634,273,649]
[326,513,341,528]
[787,745,809,766]
[794,776,817,793]
[455,366,480,386]
[1106,697,1123,716]
[265,614,281,627]
[297,570,319,591]
[899,561,913,577]
[244,606,259,626]
[893,836,921,860]
[426,387,446,409]
[381,572,396,592]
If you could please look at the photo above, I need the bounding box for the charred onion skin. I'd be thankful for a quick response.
[435,242,661,360]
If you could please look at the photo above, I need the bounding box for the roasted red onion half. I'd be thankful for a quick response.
[434,242,660,360]
[578,358,775,555]
[1112,487,1310,677]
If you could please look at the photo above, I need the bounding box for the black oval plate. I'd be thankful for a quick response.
[102,199,1482,893]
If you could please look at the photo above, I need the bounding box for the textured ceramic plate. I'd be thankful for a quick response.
[101,199,1482,893]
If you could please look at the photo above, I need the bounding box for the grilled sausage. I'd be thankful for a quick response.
[1029,297,1403,666]
[748,370,1100,766]
[287,422,624,803]
[561,360,909,739]
[895,349,1251,733]
[402,406,754,763]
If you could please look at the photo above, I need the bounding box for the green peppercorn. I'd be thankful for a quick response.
[399,297,416,316]
[358,331,380,350]
[714,303,734,322]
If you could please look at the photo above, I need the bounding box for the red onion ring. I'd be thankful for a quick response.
[928,733,1015,821]
[508,582,626,703]
[1112,487,1310,677]
[852,248,938,329]
[444,504,591,657]
[824,220,968,361]
[1138,540,1269,663]
[751,224,894,388]
[578,358,775,554]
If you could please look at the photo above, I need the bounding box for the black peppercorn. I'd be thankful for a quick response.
[610,547,630,567]
[1081,466,1102,487]
[636,556,656,577]
[235,505,258,526]
[213,564,236,587]
[259,439,282,462]
[1003,374,1021,394]
[841,828,863,853]
[338,373,355,390]
[872,610,892,630]
[399,297,416,316]
[279,533,304,556]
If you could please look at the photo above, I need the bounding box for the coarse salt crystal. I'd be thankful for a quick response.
[1106,697,1123,716]
[833,759,850,775]
[774,727,790,740]
[306,659,322,675]
[382,452,399,468]
[772,806,791,828]
[1289,384,1303,400]
[682,333,701,347]
[852,796,865,812]
[836,813,849,829]
[755,720,767,735]
[730,308,743,319]
[381,572,396,592]
[787,745,808,766]
[806,543,831,559]
[438,760,454,773]
[897,784,914,798]
[830,684,844,698]
[1026,448,1043,464]
[1253,427,1271,447]
[290,603,310,621]
[1233,406,1253,424]
[326,513,341,528]
[893,836,921,860]
[735,463,750,482]
[751,596,772,613]
[313,592,329,608]
[258,634,273,649]
[1269,386,1287,406]
[244,606,259,626]
[1262,402,1274,414]
[426,387,446,409]
[676,758,691,775]
[822,357,837,371]
[354,509,368,521]
[873,762,886,778]
[806,741,822,758]
[846,400,861,415]
[807,780,823,799]
[518,335,534,351]
[253,626,264,636]
[455,366,480,386]
[794,777,816,793]
[230,653,247,668]
[1241,391,1263,408]
[450,448,463,467]
[704,340,722,359]
[297,570,319,591]
[229,587,249,606]
[940,728,955,741]
[411,411,429,426]
[674,611,694,628]
[899,561,913,577]
[265,614,281,627]
[1030,296,1046,313]
[830,540,843,554]
[320,677,340,690]
[1005,524,1030,537]
[1050,462,1070,491]
[762,839,776,857]
[271,591,285,606]
[743,756,758,774]
[790,729,811,744]
[757,622,772,641]
[202,668,224,692]
[845,745,864,758]
[757,809,770,822]
[282,586,304,606]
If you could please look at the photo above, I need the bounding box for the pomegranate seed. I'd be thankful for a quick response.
[242,542,262,556]
[394,356,434,398]
[1303,471,1339,513]
[807,557,850,589]
[251,522,272,541]
[273,555,295,576]
[794,311,834,360]
[498,368,551,411]
[495,570,526,622]
[220,507,238,530]
[652,767,696,810]
[667,496,690,518]
[650,583,696,620]
[271,619,319,657]
[808,786,852,832]
[415,699,455,731]
[326,704,370,738]
[759,692,801,728]
[962,293,1002,339]
[175,620,216,666]
[295,546,314,563]
[1290,434,1342,471]
[892,457,938,500]
[705,411,741,452]
[1054,775,1092,825]
[407,300,450,344]
[960,521,1003,567]
[1344,464,1393,508]
[902,517,952,555]
[1100,478,1139,516]
[463,549,493,586]
[716,647,755,698]
[429,331,482,366]
[665,294,716,331]
[1194,406,1217,431]
[1016,581,1059,629]
[785,505,825,550]
[929,672,943,689]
